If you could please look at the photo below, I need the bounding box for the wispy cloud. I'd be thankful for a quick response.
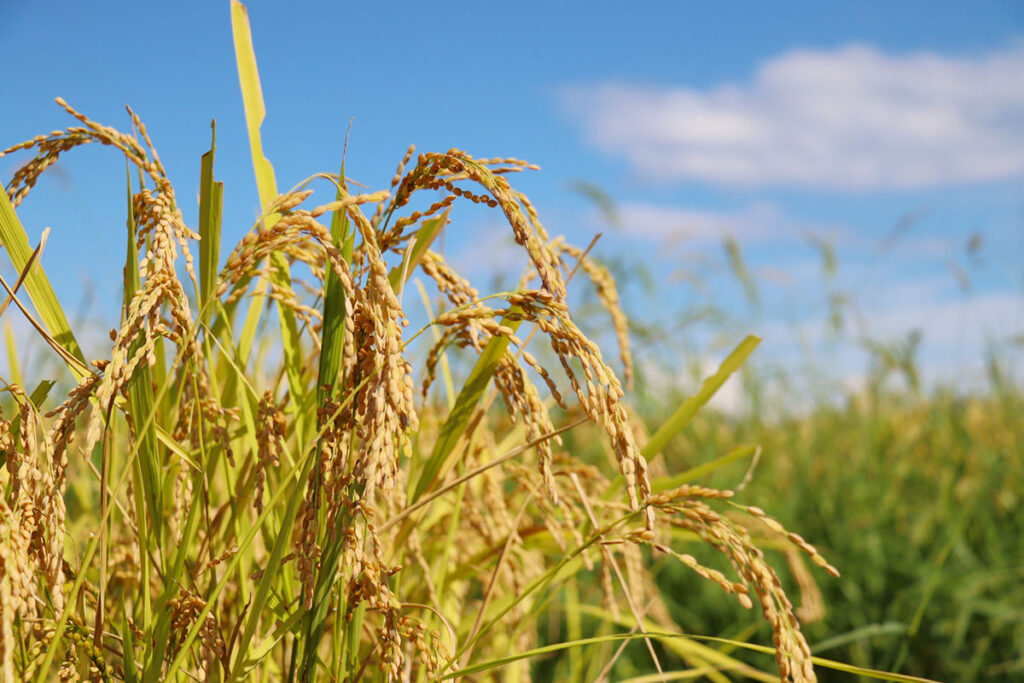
[859,290,1023,353]
[614,201,815,245]
[561,42,1024,190]
[758,288,1024,374]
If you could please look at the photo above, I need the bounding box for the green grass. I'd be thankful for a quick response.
[625,346,1024,682]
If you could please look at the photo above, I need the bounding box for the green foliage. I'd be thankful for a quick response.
[634,332,1022,683]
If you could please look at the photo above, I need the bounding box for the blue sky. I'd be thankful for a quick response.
[2,1,1023,399]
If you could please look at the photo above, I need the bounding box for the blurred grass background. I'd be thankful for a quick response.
[527,214,1024,681]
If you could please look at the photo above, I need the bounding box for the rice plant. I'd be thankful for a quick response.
[0,3,928,682]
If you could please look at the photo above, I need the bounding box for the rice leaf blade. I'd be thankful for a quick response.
[122,165,163,541]
[641,335,760,458]
[229,0,277,211]
[386,210,449,293]
[231,0,306,437]
[316,161,352,408]
[410,310,522,502]
[3,320,23,387]
[0,189,86,377]
[199,120,224,321]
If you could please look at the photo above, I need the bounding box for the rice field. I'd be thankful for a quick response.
[627,362,1023,682]
[2,3,1006,682]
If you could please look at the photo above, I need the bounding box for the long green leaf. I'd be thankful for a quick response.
[410,309,522,502]
[386,210,449,294]
[120,620,139,683]
[230,0,277,212]
[606,443,761,501]
[199,120,224,320]
[122,165,162,541]
[231,0,306,438]
[811,622,909,655]
[444,630,940,683]
[301,160,354,681]
[3,320,23,387]
[652,443,760,493]
[0,189,86,377]
[642,335,760,458]
[316,161,352,408]
[225,442,320,682]
[123,168,164,683]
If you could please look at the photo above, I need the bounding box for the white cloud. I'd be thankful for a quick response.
[757,288,1024,386]
[561,42,1024,190]
[617,201,789,242]
[862,290,1023,353]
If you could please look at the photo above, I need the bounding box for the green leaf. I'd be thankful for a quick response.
[443,630,940,683]
[386,209,449,294]
[225,441,320,682]
[3,320,23,387]
[0,189,87,378]
[199,120,224,321]
[410,308,522,502]
[231,0,306,438]
[316,161,353,408]
[230,0,277,212]
[302,162,355,682]
[122,164,163,541]
[651,443,760,493]
[120,620,140,683]
[641,335,760,458]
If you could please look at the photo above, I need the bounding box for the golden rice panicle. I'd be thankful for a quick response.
[344,199,419,498]
[317,400,358,541]
[342,534,416,683]
[83,155,207,472]
[493,355,560,503]
[0,97,140,206]
[650,490,819,681]
[1,100,199,288]
[393,150,566,301]
[397,615,447,681]
[419,307,491,399]
[0,126,95,206]
[253,391,286,515]
[382,194,456,251]
[0,404,36,683]
[10,396,66,615]
[0,506,21,683]
[785,547,827,624]
[553,239,634,389]
[419,251,480,307]
[391,143,416,188]
[744,505,841,578]
[46,372,102,474]
[506,293,654,527]
[59,618,111,683]
[167,590,225,678]
[126,114,200,290]
[82,282,169,461]
[218,207,360,320]
[417,250,487,357]
[295,451,322,610]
